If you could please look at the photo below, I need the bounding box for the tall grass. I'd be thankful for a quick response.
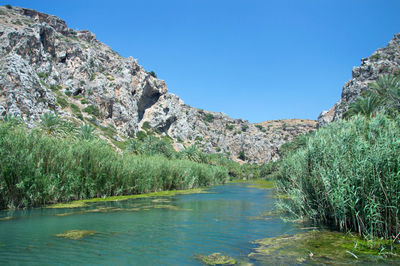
[0,121,228,209]
[276,112,400,239]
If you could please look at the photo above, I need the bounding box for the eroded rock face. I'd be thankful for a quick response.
[0,6,316,163]
[318,33,400,127]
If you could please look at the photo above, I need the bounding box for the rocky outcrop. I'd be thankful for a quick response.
[0,6,316,163]
[318,33,400,127]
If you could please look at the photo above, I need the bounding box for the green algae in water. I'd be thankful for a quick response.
[47,201,87,209]
[229,178,275,189]
[47,188,207,209]
[54,230,97,240]
[249,230,400,264]
[195,253,236,265]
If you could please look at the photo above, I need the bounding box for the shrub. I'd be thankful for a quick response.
[225,124,234,131]
[203,113,214,123]
[5,4,12,9]
[255,124,266,132]
[238,151,246,161]
[276,112,400,239]
[37,72,49,79]
[136,130,147,141]
[142,121,151,131]
[49,84,59,91]
[56,97,68,109]
[148,71,157,78]
[69,103,80,114]
[83,105,101,118]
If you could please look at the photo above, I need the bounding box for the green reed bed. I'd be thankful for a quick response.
[0,122,228,209]
[276,112,400,239]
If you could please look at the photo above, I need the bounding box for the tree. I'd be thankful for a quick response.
[368,74,400,109]
[343,94,381,119]
[79,124,95,140]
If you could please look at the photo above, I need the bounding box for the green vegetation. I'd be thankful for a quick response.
[273,74,400,241]
[0,115,255,209]
[83,104,101,118]
[48,188,206,208]
[250,230,400,264]
[229,178,275,189]
[255,124,266,132]
[56,97,68,109]
[344,74,400,119]
[37,72,49,79]
[276,112,400,239]
[54,230,97,240]
[202,113,214,123]
[369,53,381,60]
[5,4,12,9]
[141,121,151,131]
[64,89,72,96]
[195,253,236,265]
[148,71,157,78]
[225,124,234,131]
[69,103,80,113]
[238,150,246,161]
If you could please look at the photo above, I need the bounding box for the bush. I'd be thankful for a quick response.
[69,103,80,114]
[37,72,49,79]
[56,97,68,109]
[203,113,214,123]
[255,124,266,132]
[238,151,246,161]
[276,112,400,239]
[148,71,157,78]
[83,105,101,118]
[225,124,234,131]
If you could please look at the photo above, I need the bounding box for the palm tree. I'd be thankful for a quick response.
[79,124,95,140]
[368,74,400,109]
[127,139,144,155]
[180,145,201,162]
[40,112,62,135]
[343,94,381,119]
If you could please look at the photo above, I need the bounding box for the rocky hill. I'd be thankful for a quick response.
[0,6,316,163]
[318,33,400,126]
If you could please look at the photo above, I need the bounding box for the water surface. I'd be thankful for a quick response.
[0,184,293,265]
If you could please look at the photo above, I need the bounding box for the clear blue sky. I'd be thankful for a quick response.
[5,0,400,122]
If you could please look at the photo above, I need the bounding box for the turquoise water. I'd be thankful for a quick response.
[0,184,293,265]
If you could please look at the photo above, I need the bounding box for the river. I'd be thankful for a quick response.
[1,183,397,265]
[0,183,295,265]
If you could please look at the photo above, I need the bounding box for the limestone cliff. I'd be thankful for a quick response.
[0,6,315,163]
[318,33,400,126]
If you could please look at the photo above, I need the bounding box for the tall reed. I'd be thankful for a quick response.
[276,112,400,239]
[0,122,228,209]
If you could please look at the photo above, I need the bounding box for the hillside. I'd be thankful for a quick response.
[0,6,315,163]
[318,33,400,126]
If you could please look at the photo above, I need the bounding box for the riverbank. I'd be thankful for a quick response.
[0,118,267,210]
